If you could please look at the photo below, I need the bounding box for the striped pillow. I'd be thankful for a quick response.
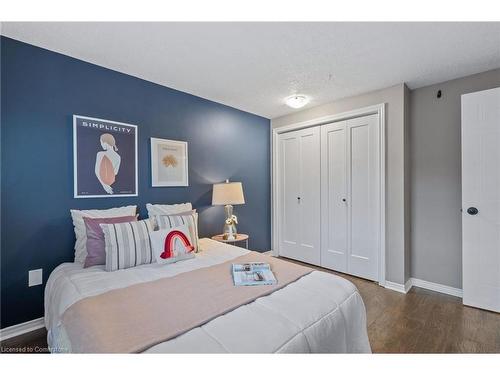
[154,212,199,253]
[100,219,156,271]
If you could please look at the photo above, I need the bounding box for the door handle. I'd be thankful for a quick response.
[467,207,479,215]
[297,197,301,202]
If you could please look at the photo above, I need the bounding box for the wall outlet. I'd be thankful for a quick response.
[28,269,43,287]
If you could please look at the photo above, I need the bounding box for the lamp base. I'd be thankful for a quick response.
[223,204,237,240]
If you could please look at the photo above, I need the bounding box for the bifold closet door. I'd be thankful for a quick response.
[321,114,380,281]
[347,114,380,281]
[320,121,348,273]
[278,127,321,265]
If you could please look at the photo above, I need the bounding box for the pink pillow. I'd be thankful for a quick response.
[83,215,137,268]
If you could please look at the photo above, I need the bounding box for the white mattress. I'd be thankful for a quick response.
[45,238,371,353]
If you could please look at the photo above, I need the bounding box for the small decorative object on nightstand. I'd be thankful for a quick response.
[212,180,245,240]
[211,233,249,249]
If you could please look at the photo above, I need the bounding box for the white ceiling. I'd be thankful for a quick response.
[2,22,500,118]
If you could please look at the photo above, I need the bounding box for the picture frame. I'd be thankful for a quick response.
[73,115,138,198]
[150,137,189,187]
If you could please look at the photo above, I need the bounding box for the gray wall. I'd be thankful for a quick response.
[272,84,408,285]
[410,68,500,289]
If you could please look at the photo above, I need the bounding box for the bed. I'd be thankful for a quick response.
[45,238,371,353]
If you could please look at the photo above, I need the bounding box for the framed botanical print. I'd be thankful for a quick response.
[151,138,189,187]
[73,115,138,198]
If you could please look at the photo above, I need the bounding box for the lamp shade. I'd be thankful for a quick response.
[212,181,245,205]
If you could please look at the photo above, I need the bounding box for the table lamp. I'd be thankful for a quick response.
[212,180,245,240]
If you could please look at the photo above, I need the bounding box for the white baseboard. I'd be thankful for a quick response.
[410,278,463,298]
[0,317,45,341]
[384,280,409,294]
[404,279,412,293]
[384,278,463,297]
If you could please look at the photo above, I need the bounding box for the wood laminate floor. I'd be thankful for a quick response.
[1,258,499,353]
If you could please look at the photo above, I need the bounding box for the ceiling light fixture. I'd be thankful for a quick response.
[284,95,310,109]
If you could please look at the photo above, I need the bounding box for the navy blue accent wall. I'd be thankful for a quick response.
[0,37,270,328]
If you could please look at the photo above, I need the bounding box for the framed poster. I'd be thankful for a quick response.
[73,115,138,198]
[151,138,189,187]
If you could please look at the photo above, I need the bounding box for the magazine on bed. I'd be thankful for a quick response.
[232,262,277,286]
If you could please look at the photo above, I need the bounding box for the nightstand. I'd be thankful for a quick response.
[211,233,249,249]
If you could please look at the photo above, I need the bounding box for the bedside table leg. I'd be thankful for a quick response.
[245,239,248,249]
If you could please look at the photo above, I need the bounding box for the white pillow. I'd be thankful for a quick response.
[70,205,137,263]
[149,224,196,265]
[146,202,192,217]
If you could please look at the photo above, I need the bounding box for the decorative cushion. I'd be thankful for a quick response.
[154,211,199,253]
[149,224,196,265]
[70,205,137,264]
[100,219,156,272]
[83,215,137,268]
[146,202,192,217]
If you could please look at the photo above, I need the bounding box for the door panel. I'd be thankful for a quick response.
[462,87,500,312]
[280,135,300,253]
[299,131,321,264]
[347,114,380,281]
[320,122,348,272]
[278,127,321,265]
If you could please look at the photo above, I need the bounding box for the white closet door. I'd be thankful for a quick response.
[346,114,380,281]
[321,121,348,272]
[278,127,321,265]
[462,87,500,313]
[279,132,300,257]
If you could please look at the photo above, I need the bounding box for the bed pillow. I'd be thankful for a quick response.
[146,202,192,217]
[149,224,196,265]
[83,215,137,268]
[70,205,137,264]
[100,218,156,272]
[154,211,199,253]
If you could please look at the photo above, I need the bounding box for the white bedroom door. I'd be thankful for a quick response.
[320,115,380,281]
[278,126,321,265]
[461,87,500,313]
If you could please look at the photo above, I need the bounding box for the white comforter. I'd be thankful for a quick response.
[45,238,371,353]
